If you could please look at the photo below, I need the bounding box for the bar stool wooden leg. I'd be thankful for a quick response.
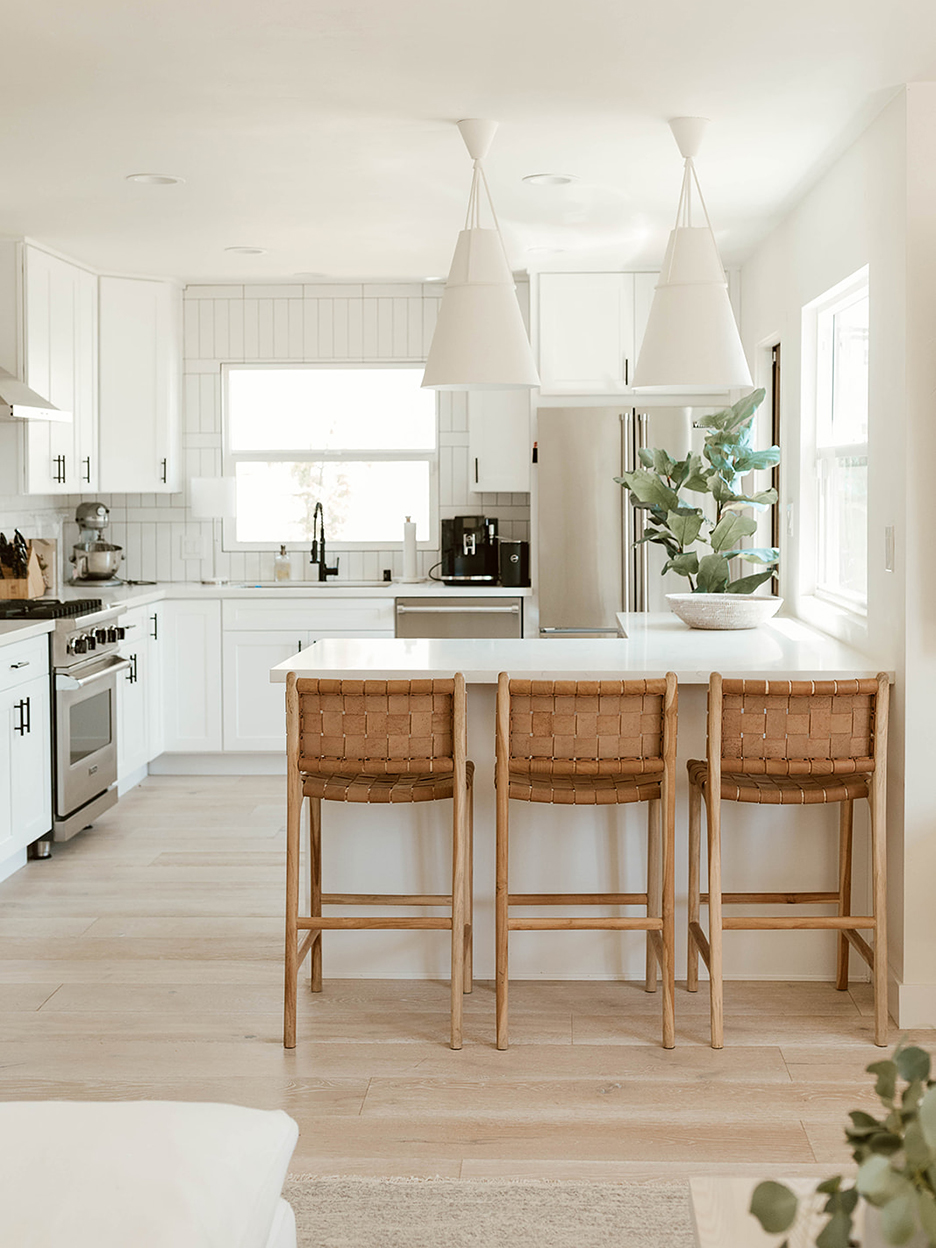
[835,799,853,991]
[662,777,676,1050]
[687,779,702,993]
[284,754,302,1050]
[706,787,724,1049]
[870,783,888,1046]
[495,784,509,1051]
[450,784,466,1050]
[464,780,474,994]
[309,796,323,993]
[645,800,661,993]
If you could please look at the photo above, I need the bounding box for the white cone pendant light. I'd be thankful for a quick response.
[633,117,752,393]
[422,120,539,390]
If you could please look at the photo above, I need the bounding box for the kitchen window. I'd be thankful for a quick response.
[803,268,869,615]
[223,364,437,547]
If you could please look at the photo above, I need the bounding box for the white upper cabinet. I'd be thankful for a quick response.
[468,391,531,493]
[98,276,182,493]
[535,272,636,394]
[21,245,98,494]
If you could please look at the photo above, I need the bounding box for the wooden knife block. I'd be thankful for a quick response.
[0,545,46,599]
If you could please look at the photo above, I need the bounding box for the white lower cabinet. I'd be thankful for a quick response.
[222,631,310,752]
[117,639,149,789]
[147,605,165,759]
[220,598,394,753]
[161,600,223,753]
[0,638,52,878]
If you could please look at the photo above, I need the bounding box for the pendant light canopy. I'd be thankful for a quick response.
[422,120,540,391]
[633,118,752,393]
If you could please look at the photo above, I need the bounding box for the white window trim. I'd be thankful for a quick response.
[798,266,869,644]
[220,361,439,552]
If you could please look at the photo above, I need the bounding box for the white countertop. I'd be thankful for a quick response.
[0,618,55,648]
[55,580,529,608]
[269,613,886,685]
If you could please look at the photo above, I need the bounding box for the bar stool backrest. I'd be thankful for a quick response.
[501,677,675,776]
[289,676,465,776]
[711,675,888,777]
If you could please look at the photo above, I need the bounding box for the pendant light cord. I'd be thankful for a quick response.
[460,159,516,282]
[661,157,728,284]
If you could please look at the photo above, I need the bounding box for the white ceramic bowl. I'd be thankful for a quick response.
[666,593,783,630]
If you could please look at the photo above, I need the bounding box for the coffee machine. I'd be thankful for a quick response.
[440,516,499,584]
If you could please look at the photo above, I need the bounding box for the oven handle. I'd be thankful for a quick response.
[55,656,131,692]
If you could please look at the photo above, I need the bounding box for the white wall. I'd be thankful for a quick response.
[740,87,936,1025]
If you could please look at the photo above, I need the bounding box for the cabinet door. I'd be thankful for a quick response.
[0,687,14,863]
[9,672,52,849]
[222,631,309,752]
[468,391,531,493]
[117,644,149,786]
[98,277,181,493]
[147,606,165,760]
[161,600,223,752]
[23,247,80,494]
[536,272,635,394]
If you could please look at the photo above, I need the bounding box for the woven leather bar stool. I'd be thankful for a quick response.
[495,673,678,1051]
[687,672,890,1049]
[284,673,473,1050]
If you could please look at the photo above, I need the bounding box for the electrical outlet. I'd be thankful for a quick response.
[181,535,206,560]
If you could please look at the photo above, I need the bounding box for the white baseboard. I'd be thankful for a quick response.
[117,763,150,796]
[894,980,936,1028]
[149,753,286,775]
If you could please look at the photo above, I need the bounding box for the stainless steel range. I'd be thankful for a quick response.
[0,598,130,843]
[49,600,130,840]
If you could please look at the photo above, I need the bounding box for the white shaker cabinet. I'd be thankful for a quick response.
[0,637,52,881]
[468,391,531,494]
[117,637,149,789]
[147,604,165,760]
[535,272,636,394]
[160,599,223,753]
[21,246,98,494]
[98,276,182,493]
[222,631,311,752]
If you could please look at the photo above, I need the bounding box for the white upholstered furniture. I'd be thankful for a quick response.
[0,1101,299,1248]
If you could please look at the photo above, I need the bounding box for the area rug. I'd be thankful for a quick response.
[283,1175,694,1248]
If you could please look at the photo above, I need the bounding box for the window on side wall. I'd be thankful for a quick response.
[804,269,869,615]
[223,365,437,548]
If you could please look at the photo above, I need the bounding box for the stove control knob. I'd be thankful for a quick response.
[106,627,119,643]
[85,633,97,651]
[115,626,126,640]
[95,629,108,644]
[74,637,88,655]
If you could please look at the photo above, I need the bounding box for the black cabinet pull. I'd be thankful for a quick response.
[13,697,29,736]
[474,457,479,484]
[624,357,630,386]
[82,456,91,483]
[126,654,138,684]
[52,455,66,485]
[160,458,168,484]
[149,613,158,640]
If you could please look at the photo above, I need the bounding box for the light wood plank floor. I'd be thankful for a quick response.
[1,775,930,1179]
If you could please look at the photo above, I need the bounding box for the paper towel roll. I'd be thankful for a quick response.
[402,516,418,581]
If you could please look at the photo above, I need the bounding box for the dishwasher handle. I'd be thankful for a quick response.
[396,605,520,615]
[539,626,621,635]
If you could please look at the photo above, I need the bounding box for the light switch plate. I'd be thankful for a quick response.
[181,535,206,560]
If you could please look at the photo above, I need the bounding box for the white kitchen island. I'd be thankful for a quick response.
[270,615,889,990]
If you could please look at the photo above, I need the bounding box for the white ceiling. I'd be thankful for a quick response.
[3,0,936,281]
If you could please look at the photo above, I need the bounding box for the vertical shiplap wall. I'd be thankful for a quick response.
[84,281,531,584]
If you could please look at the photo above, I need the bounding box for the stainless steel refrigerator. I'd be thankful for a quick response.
[536,406,693,636]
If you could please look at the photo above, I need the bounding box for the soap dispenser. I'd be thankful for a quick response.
[274,544,291,582]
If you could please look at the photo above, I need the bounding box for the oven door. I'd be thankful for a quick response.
[54,655,131,818]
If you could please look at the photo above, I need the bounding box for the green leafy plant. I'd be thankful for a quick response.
[751,1043,936,1248]
[614,387,780,594]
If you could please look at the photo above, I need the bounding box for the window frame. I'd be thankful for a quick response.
[221,361,439,552]
[799,267,870,632]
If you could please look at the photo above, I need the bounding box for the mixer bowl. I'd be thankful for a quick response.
[71,543,124,580]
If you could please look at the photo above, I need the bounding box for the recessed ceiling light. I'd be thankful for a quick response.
[125,173,184,185]
[225,246,268,255]
[522,173,577,186]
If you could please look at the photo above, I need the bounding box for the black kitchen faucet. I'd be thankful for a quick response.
[310,502,339,581]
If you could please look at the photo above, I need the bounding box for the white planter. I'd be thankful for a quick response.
[666,593,783,630]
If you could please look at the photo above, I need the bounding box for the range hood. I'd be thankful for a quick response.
[0,365,69,421]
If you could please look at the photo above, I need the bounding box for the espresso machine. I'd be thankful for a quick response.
[440,516,499,584]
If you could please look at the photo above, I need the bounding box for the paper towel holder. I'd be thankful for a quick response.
[397,514,425,584]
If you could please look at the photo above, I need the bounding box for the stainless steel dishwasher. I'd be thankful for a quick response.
[394,597,523,638]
